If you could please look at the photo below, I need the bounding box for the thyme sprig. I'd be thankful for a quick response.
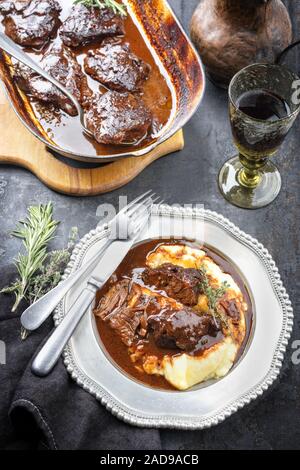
[20,227,78,340]
[1,203,59,312]
[74,0,127,16]
[198,267,230,328]
[27,227,78,305]
[199,267,229,311]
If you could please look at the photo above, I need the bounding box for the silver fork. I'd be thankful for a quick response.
[21,191,158,332]
[31,195,161,377]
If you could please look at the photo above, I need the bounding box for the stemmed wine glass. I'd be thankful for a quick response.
[218,63,300,209]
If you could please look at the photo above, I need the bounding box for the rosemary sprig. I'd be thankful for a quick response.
[74,0,127,16]
[1,203,59,312]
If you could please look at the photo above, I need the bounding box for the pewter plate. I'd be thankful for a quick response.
[54,206,293,429]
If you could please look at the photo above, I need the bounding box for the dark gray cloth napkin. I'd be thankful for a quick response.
[0,293,161,450]
[0,288,297,450]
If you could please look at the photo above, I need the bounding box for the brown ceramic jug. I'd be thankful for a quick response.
[190,0,292,88]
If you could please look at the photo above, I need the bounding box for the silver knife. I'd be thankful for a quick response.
[31,238,139,377]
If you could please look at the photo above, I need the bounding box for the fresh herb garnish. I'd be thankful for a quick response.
[199,267,229,311]
[198,267,230,327]
[1,203,59,312]
[74,0,127,17]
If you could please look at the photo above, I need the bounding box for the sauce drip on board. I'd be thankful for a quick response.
[95,239,253,391]
[0,0,173,156]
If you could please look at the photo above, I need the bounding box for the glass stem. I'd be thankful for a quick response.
[237,153,267,189]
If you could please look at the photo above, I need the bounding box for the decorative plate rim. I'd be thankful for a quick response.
[54,206,293,429]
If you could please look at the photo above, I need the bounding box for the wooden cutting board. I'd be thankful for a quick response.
[0,88,184,196]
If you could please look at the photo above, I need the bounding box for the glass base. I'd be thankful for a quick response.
[218,156,282,209]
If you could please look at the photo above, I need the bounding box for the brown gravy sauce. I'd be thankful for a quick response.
[95,239,253,391]
[0,0,173,156]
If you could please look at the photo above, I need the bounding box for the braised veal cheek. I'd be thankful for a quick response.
[85,91,153,145]
[142,263,204,306]
[0,0,61,47]
[60,4,125,48]
[84,41,151,93]
[13,43,92,116]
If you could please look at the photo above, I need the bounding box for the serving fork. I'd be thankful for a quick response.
[31,191,162,376]
[21,191,159,332]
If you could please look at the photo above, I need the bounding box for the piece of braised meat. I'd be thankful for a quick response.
[142,263,203,306]
[60,4,125,48]
[86,91,152,145]
[95,279,130,321]
[94,281,221,351]
[84,41,151,93]
[220,299,240,324]
[0,0,61,47]
[148,308,220,352]
[13,43,92,115]
[95,280,148,347]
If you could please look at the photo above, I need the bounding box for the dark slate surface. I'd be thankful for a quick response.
[0,0,299,450]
